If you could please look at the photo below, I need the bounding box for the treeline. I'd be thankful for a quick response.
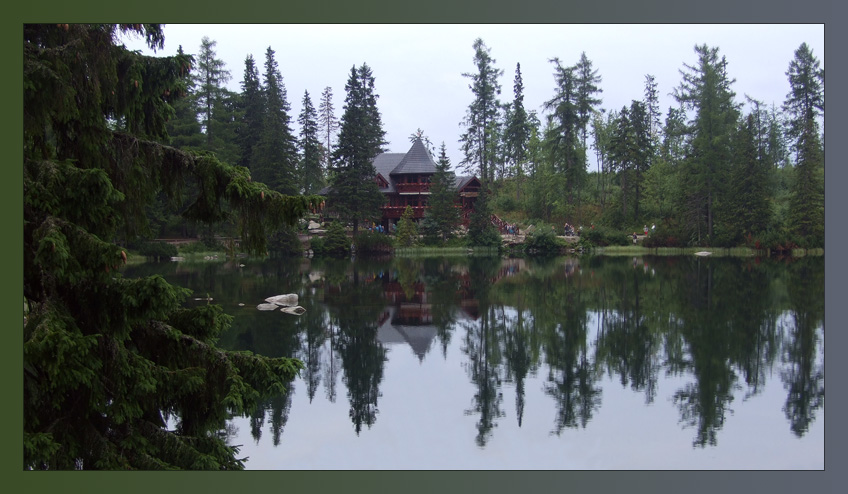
[459,39,824,249]
[153,35,823,250]
[150,36,397,246]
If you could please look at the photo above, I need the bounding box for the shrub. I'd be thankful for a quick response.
[642,223,684,248]
[523,227,564,256]
[268,226,303,257]
[308,236,326,256]
[581,225,630,247]
[395,206,419,247]
[354,231,394,256]
[137,241,178,260]
[322,221,350,257]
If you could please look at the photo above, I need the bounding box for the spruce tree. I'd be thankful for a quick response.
[193,36,231,147]
[609,105,635,222]
[252,47,298,195]
[725,113,773,244]
[328,64,387,235]
[503,63,532,200]
[207,87,242,165]
[237,54,263,171]
[395,206,419,247]
[166,46,205,152]
[459,38,503,186]
[297,90,325,194]
[783,42,824,246]
[423,143,461,242]
[628,99,653,222]
[23,23,321,470]
[318,86,339,173]
[643,74,662,144]
[574,52,603,150]
[673,44,740,244]
[544,58,585,208]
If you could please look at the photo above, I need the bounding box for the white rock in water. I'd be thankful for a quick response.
[265,294,298,306]
[307,221,322,230]
[280,305,306,315]
[256,303,279,311]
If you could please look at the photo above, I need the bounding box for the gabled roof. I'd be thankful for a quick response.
[390,138,437,175]
[455,175,479,191]
[372,153,405,193]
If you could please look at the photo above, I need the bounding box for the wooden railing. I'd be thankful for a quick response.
[395,183,431,194]
[380,206,427,219]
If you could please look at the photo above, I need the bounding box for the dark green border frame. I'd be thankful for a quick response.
[5,1,840,493]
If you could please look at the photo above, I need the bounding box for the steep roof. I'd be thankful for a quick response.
[373,153,405,193]
[455,175,478,191]
[390,138,437,175]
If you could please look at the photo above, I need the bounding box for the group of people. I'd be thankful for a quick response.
[366,223,390,234]
[633,224,657,243]
[563,223,581,236]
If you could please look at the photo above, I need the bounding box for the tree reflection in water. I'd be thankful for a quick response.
[124,254,823,453]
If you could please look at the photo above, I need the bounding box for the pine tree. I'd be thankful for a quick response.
[237,54,263,171]
[23,23,321,470]
[252,46,298,195]
[628,99,653,222]
[504,63,532,200]
[423,143,461,242]
[574,52,603,150]
[328,64,387,235]
[609,105,635,222]
[318,86,339,173]
[459,38,503,186]
[207,87,242,165]
[544,58,585,208]
[395,206,419,247]
[724,113,773,243]
[673,44,740,244]
[466,193,501,248]
[166,46,205,152]
[297,90,325,194]
[193,37,231,146]
[590,109,615,212]
[643,74,662,144]
[783,42,824,246]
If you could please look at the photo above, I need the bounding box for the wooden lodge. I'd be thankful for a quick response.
[326,137,482,230]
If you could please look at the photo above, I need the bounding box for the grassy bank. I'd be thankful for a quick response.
[393,246,500,257]
[592,246,824,257]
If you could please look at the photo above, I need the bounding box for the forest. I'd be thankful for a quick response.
[22,24,823,470]
[146,34,823,252]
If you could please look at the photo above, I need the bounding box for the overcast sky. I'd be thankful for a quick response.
[121,24,823,172]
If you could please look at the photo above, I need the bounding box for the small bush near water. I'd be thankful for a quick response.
[354,231,394,256]
[523,226,564,256]
[581,225,631,247]
[137,241,178,260]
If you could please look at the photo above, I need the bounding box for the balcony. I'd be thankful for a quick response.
[395,182,431,194]
[381,206,428,219]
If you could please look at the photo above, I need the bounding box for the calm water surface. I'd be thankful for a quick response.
[124,254,824,470]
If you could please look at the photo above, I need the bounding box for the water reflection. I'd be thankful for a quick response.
[123,254,824,455]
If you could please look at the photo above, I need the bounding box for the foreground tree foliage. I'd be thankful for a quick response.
[23,24,321,469]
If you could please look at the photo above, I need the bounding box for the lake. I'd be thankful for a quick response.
[123,253,824,470]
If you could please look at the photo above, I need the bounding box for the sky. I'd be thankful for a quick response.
[121,24,824,172]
